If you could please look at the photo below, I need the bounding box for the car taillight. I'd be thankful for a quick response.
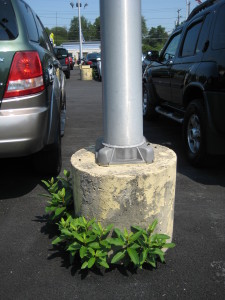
[65,57,69,65]
[87,61,93,65]
[4,51,45,99]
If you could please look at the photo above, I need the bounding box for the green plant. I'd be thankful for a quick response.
[109,220,175,269]
[52,215,113,269]
[41,170,73,222]
[42,169,175,271]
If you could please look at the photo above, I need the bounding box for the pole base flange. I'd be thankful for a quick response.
[95,137,154,166]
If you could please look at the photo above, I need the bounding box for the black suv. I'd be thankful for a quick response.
[143,0,225,166]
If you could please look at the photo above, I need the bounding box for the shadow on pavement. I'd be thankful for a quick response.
[144,117,225,187]
[0,157,43,199]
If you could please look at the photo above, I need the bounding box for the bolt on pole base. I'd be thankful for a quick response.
[95,137,154,166]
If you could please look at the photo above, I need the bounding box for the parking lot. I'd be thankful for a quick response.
[0,67,225,299]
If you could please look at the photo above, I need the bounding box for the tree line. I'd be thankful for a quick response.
[45,16,169,53]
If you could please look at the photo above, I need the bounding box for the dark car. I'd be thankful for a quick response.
[143,0,225,166]
[0,0,66,175]
[84,52,101,69]
[54,46,70,79]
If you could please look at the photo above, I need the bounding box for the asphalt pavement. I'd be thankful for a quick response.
[0,67,225,300]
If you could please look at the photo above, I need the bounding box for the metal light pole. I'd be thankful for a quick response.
[77,0,83,60]
[70,1,83,60]
[96,0,154,165]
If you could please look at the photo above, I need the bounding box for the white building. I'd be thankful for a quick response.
[61,41,101,60]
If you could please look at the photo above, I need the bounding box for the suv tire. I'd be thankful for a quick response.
[183,100,206,166]
[143,83,158,121]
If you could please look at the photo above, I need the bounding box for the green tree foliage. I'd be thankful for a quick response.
[143,25,169,52]
[45,15,169,53]
[68,16,92,41]
[91,17,101,40]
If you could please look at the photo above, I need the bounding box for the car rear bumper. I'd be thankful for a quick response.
[0,106,49,158]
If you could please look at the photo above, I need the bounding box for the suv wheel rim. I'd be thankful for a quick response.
[187,114,201,154]
[143,89,147,115]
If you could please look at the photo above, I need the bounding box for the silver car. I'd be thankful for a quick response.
[0,0,66,175]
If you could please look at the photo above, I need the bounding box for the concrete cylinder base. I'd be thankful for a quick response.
[71,144,177,238]
[80,65,92,80]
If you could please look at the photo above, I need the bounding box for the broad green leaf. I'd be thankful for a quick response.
[52,193,61,201]
[82,216,87,226]
[45,206,56,212]
[140,249,148,265]
[98,259,109,269]
[59,188,66,198]
[52,236,64,245]
[98,222,103,232]
[88,242,100,249]
[85,235,97,243]
[96,250,107,257]
[88,247,95,256]
[81,261,88,269]
[131,225,144,232]
[155,234,170,240]
[107,238,124,246]
[147,257,156,268]
[67,242,81,251]
[72,231,84,242]
[88,257,96,268]
[164,243,176,248]
[149,220,158,233]
[61,228,73,237]
[151,248,165,263]
[129,230,143,243]
[87,218,96,228]
[129,243,140,250]
[127,248,139,266]
[114,228,125,240]
[111,250,126,264]
[124,228,129,239]
[100,240,111,249]
[104,224,114,234]
[41,180,51,188]
[80,246,87,258]
[64,169,70,178]
[55,207,66,217]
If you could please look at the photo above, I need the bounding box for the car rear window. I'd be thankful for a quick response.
[0,0,18,40]
[55,48,68,57]
[87,53,101,60]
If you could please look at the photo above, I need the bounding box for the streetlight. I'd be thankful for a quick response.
[70,0,85,60]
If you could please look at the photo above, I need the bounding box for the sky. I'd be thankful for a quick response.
[25,0,202,35]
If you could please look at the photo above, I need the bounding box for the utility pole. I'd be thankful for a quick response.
[177,9,181,26]
[186,0,191,19]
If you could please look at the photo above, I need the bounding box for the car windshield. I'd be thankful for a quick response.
[0,0,18,40]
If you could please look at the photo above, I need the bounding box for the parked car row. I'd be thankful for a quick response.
[0,0,67,175]
[143,0,225,166]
